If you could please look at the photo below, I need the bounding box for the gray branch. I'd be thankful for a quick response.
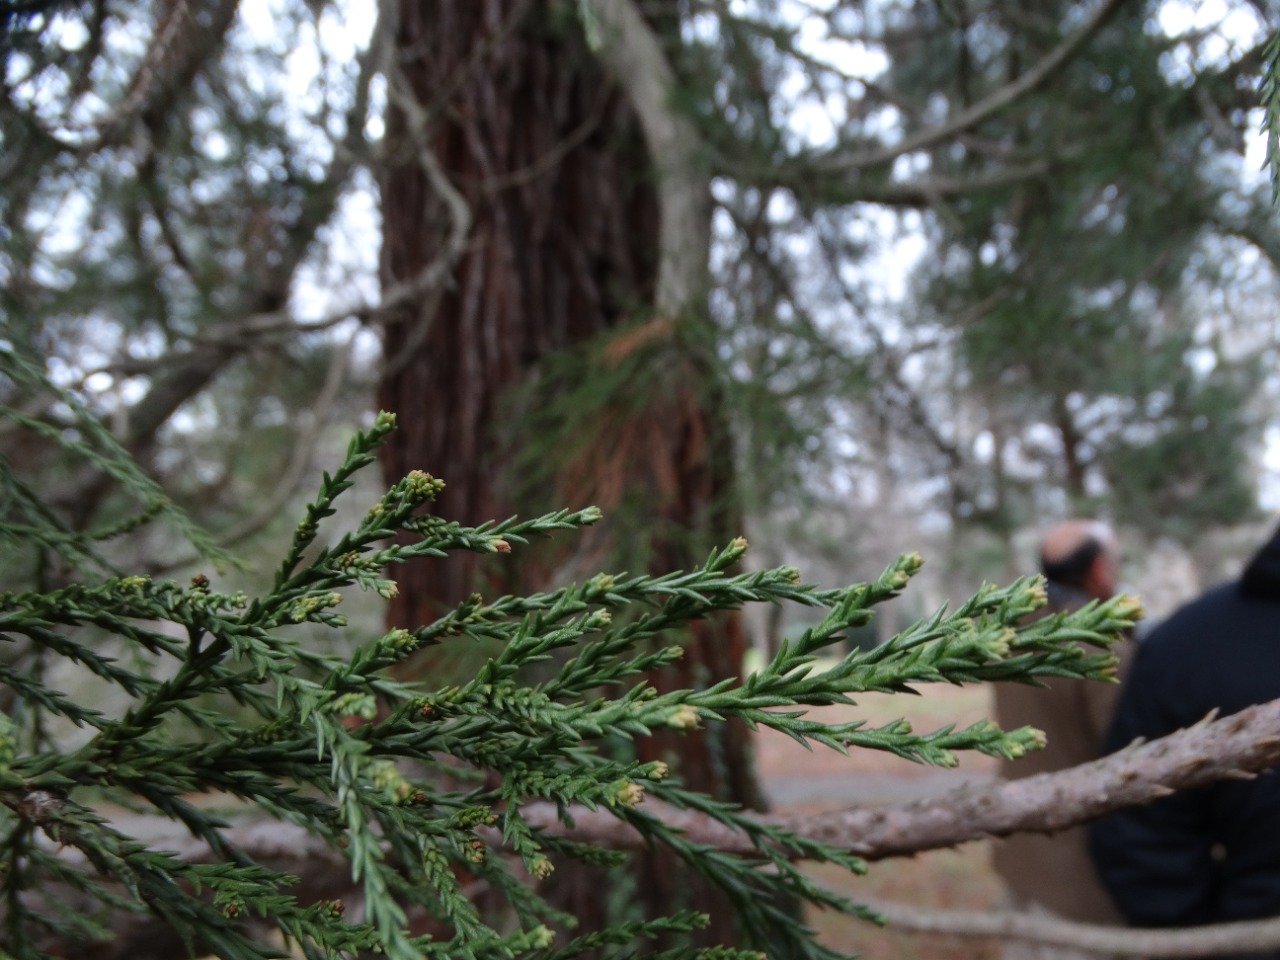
[862,895,1280,958]
[519,700,1280,860]
[587,0,710,319]
[815,0,1130,173]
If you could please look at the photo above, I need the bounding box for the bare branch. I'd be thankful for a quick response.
[27,698,1269,867]
[817,0,1130,173]
[852,161,1054,206]
[861,895,1280,958]
[588,0,710,318]
[517,699,1280,860]
[93,0,242,148]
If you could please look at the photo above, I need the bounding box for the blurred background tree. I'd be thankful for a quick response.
[4,0,1280,943]
[374,1,755,942]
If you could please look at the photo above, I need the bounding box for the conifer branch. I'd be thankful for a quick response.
[0,411,1170,960]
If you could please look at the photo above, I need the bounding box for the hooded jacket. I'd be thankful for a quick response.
[1090,526,1280,955]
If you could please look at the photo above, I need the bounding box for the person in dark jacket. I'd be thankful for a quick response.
[1090,523,1280,955]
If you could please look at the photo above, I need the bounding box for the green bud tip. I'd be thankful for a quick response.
[404,469,445,500]
[887,570,910,590]
[1097,653,1119,680]
[666,704,701,730]
[983,628,1015,660]
[530,926,555,950]
[374,411,397,431]
[612,780,646,807]
[1027,577,1048,608]
[384,628,414,652]
[314,899,344,919]
[1112,593,1145,623]
[530,856,554,879]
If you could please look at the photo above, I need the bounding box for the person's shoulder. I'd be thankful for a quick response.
[1138,580,1240,652]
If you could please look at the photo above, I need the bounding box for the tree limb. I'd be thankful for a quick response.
[861,895,1280,958]
[816,0,1130,173]
[587,0,710,319]
[518,699,1280,859]
[92,0,243,148]
[17,698,1278,866]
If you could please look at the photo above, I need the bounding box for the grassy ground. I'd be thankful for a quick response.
[753,683,1006,960]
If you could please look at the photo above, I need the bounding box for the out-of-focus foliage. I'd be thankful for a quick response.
[0,0,381,568]
[3,0,1279,587]
[689,1,1279,550]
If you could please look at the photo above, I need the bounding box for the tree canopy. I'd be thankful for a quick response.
[3,1,1277,582]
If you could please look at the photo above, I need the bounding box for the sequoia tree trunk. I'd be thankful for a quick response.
[377,0,763,946]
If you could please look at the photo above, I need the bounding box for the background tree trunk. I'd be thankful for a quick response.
[377,0,761,945]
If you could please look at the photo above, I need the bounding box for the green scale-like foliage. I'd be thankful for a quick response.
[0,411,1140,960]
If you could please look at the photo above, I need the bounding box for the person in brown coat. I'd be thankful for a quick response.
[992,519,1136,959]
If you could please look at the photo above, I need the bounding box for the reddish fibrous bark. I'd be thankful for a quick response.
[376,0,756,944]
